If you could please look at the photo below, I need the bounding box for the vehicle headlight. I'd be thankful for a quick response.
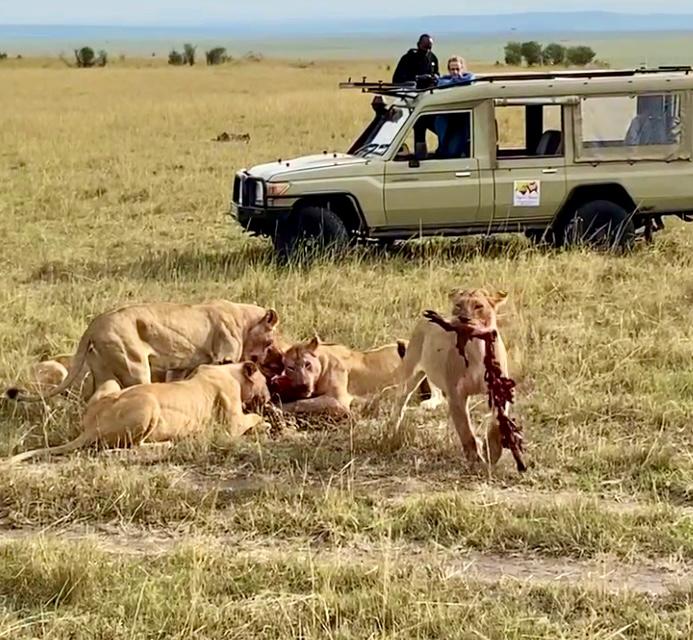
[266,182,290,198]
[254,181,265,205]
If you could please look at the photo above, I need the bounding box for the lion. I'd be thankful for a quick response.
[273,337,439,417]
[13,353,194,402]
[24,355,72,395]
[390,288,510,465]
[7,361,271,463]
[5,300,280,402]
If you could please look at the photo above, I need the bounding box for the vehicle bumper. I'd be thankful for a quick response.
[231,203,292,237]
[230,170,294,237]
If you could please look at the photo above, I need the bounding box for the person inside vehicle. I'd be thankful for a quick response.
[406,113,470,161]
[433,113,471,159]
[392,34,439,84]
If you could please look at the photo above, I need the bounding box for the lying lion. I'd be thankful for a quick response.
[273,337,436,417]
[15,352,195,402]
[390,288,510,466]
[24,355,73,395]
[6,300,279,402]
[7,361,270,463]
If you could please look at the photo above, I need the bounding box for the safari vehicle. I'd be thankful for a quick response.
[230,66,693,258]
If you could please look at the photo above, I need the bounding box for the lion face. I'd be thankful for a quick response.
[239,361,270,411]
[280,336,322,399]
[243,308,280,365]
[448,288,508,332]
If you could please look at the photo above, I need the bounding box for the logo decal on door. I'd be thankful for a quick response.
[513,180,541,207]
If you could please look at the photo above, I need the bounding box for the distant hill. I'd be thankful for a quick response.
[3,13,693,62]
[4,12,693,37]
[269,12,693,36]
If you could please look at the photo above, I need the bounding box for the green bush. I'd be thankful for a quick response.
[542,43,566,66]
[566,45,597,66]
[74,46,95,68]
[183,43,196,66]
[205,47,228,65]
[504,41,522,66]
[168,49,185,66]
[520,41,543,66]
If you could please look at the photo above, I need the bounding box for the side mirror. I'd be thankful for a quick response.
[395,142,410,161]
[411,141,427,167]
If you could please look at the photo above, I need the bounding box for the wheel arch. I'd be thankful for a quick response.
[553,183,639,233]
[292,193,369,236]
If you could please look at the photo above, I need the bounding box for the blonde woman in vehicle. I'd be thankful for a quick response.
[446,55,468,77]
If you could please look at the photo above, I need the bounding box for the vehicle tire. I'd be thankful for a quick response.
[559,200,635,251]
[273,206,350,262]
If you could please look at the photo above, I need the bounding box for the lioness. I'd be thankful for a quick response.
[6,301,279,402]
[25,355,72,394]
[275,337,422,417]
[7,361,270,463]
[14,354,189,402]
[390,288,510,465]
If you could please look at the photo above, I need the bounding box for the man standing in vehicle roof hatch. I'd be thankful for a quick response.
[392,34,439,84]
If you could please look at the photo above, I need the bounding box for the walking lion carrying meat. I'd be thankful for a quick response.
[389,288,519,468]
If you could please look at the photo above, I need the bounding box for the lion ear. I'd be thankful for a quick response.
[242,361,259,378]
[447,287,463,302]
[488,290,508,308]
[264,308,279,328]
[306,334,321,352]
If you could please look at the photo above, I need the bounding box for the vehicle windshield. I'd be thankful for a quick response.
[352,105,411,158]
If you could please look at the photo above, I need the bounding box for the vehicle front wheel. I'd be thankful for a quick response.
[559,200,635,251]
[273,206,350,262]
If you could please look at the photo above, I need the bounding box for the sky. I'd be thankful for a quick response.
[2,0,693,25]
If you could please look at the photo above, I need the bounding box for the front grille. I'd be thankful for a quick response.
[243,177,256,206]
[232,174,242,204]
[232,173,262,207]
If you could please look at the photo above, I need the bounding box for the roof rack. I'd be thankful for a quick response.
[339,65,693,97]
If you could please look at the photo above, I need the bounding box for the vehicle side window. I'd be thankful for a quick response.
[579,94,680,148]
[495,104,564,159]
[395,111,472,161]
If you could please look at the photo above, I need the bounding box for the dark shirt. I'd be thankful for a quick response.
[392,48,439,84]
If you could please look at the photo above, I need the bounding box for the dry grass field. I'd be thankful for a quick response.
[1,58,692,638]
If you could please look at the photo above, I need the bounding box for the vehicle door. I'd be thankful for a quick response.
[383,109,481,230]
[491,100,568,226]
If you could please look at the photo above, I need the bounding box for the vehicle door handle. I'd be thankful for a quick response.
[455,171,472,178]
[542,168,558,174]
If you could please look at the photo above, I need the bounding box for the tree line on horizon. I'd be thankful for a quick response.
[0,43,247,67]
[504,41,597,67]
[0,40,598,68]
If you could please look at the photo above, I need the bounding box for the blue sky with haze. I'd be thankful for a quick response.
[2,1,692,24]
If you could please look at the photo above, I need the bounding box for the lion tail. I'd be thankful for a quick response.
[5,431,98,465]
[5,332,93,402]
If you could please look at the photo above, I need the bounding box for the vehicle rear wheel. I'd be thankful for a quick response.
[273,206,350,262]
[559,200,635,251]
